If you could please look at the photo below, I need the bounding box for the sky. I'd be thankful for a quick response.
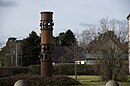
[0,0,130,46]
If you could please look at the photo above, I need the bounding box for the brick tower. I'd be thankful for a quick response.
[40,11,54,77]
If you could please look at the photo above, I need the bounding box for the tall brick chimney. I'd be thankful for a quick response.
[40,11,54,77]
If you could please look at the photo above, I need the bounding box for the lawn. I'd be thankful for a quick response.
[69,75,130,86]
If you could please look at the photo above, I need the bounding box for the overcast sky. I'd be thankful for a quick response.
[0,0,130,45]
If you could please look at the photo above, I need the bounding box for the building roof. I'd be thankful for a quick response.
[87,31,123,53]
[85,54,96,60]
[52,46,86,63]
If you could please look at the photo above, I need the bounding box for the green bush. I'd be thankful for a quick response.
[13,67,29,75]
[27,64,97,75]
[29,65,40,75]
[0,67,29,78]
[53,64,74,75]
[53,63,97,75]
[0,67,13,77]
[0,74,39,86]
[0,74,81,86]
[42,75,81,85]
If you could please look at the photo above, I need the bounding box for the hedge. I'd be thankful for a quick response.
[0,74,81,86]
[29,65,40,74]
[53,63,98,75]
[28,64,98,75]
[0,64,98,78]
[0,67,29,78]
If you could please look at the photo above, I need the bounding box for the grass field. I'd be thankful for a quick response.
[69,75,130,86]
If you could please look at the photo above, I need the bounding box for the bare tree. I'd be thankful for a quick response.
[58,56,66,63]
[79,24,98,49]
[63,45,84,63]
[116,20,128,43]
[79,18,128,81]
[95,43,128,81]
[62,42,85,79]
[99,18,128,42]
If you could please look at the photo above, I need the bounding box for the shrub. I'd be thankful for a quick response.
[0,67,13,77]
[0,74,39,86]
[53,63,97,75]
[53,63,74,75]
[13,67,29,75]
[42,75,81,85]
[27,64,98,75]
[29,65,40,75]
[0,74,81,86]
[0,67,29,78]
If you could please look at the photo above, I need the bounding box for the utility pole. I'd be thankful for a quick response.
[9,39,13,67]
[75,61,77,79]
[15,42,18,67]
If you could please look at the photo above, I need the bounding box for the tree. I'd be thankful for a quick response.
[21,31,40,66]
[96,44,128,81]
[91,31,128,81]
[63,29,77,46]
[63,45,85,63]
[68,45,86,79]
[0,42,4,66]
[80,18,128,47]
[79,24,98,49]
[80,18,128,81]
[54,29,77,46]
[0,50,4,66]
[58,29,84,63]
[0,37,17,66]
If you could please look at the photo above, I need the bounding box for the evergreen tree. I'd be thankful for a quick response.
[21,31,40,66]
[63,29,77,46]
[54,29,77,46]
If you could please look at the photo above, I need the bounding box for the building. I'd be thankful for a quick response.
[75,54,96,65]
